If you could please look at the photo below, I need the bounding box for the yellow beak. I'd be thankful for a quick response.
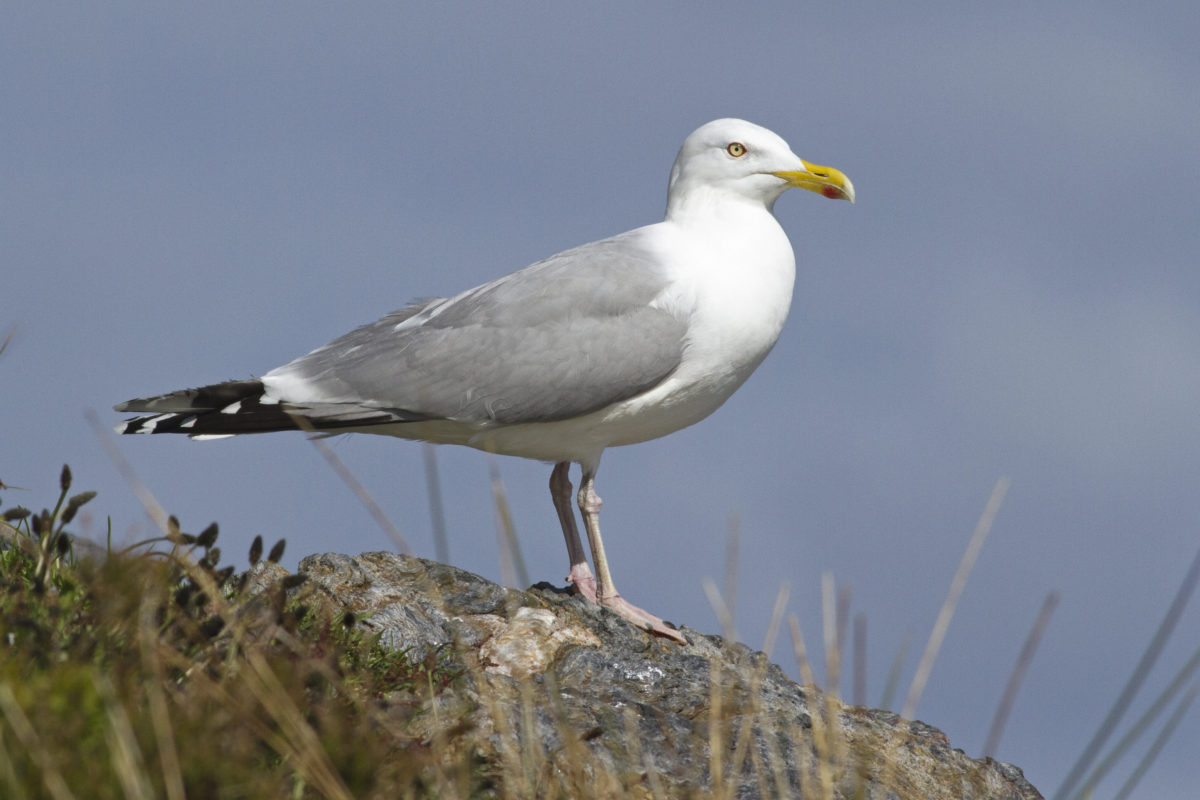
[773,161,855,203]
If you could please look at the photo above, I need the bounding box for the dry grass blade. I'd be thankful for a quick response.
[703,577,738,641]
[788,615,818,692]
[243,648,355,800]
[471,650,533,798]
[763,581,790,657]
[821,572,840,696]
[488,456,529,588]
[138,595,186,800]
[983,590,1060,758]
[879,630,911,711]
[835,583,851,667]
[1111,686,1197,800]
[901,476,1009,721]
[707,658,726,792]
[853,613,867,707]
[724,514,740,626]
[0,684,76,800]
[0,325,16,359]
[789,615,835,800]
[621,705,668,798]
[1075,642,1200,797]
[542,670,606,796]
[762,712,793,799]
[725,677,763,800]
[295,416,413,554]
[0,727,30,800]
[95,674,155,800]
[85,408,170,533]
[515,677,544,797]
[1053,546,1200,800]
[867,478,1008,800]
[759,586,793,796]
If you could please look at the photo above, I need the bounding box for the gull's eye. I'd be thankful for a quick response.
[726,142,747,158]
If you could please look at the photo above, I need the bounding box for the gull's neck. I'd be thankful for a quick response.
[664,183,782,226]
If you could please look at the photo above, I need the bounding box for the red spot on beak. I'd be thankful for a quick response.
[822,185,842,200]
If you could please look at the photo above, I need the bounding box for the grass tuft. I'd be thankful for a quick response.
[0,466,472,799]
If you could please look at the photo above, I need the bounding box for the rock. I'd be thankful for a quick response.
[283,552,1042,799]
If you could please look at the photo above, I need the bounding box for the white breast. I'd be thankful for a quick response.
[457,205,797,466]
[610,208,795,432]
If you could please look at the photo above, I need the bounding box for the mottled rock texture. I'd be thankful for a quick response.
[256,552,1041,799]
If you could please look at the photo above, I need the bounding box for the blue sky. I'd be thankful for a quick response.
[3,3,1198,796]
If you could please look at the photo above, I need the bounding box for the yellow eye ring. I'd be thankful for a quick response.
[726,142,747,158]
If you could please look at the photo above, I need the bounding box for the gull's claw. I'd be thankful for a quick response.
[600,593,687,644]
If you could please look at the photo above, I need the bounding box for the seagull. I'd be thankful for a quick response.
[115,118,854,644]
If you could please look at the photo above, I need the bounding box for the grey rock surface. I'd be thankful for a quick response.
[278,552,1041,799]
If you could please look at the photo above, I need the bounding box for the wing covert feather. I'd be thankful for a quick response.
[267,233,687,424]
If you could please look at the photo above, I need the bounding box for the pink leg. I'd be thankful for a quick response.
[577,469,687,644]
[549,462,596,602]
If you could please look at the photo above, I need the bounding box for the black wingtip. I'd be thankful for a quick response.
[114,377,418,437]
[114,379,267,414]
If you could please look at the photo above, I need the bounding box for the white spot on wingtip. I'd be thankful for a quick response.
[191,433,235,441]
[220,400,242,414]
[180,417,197,428]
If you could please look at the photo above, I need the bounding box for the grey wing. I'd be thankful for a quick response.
[265,232,687,424]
